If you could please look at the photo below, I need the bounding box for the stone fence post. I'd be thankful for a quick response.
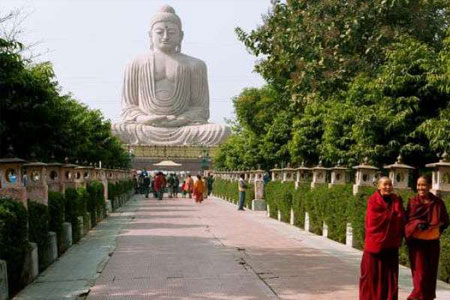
[61,163,77,192]
[47,162,63,193]
[282,163,296,182]
[270,164,281,181]
[311,162,327,189]
[23,161,48,205]
[295,164,311,189]
[384,155,414,191]
[426,152,450,197]
[329,165,348,188]
[352,158,378,195]
[0,157,28,208]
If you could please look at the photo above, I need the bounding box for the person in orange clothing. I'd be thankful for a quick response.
[186,174,194,198]
[405,176,449,300]
[193,174,205,203]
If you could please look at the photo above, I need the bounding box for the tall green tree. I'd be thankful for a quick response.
[0,38,130,167]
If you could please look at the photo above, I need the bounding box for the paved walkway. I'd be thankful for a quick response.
[15,194,450,299]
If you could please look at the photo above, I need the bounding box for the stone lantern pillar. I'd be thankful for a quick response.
[0,157,27,208]
[249,170,256,182]
[73,166,86,189]
[244,171,250,181]
[311,162,327,188]
[426,152,450,197]
[252,169,266,211]
[384,155,414,190]
[353,158,379,195]
[47,162,63,193]
[282,163,296,182]
[270,164,282,181]
[329,164,349,187]
[295,164,311,189]
[23,162,48,205]
[60,163,77,192]
[98,168,109,201]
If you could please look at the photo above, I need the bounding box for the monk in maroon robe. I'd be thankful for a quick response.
[405,176,449,300]
[360,177,405,300]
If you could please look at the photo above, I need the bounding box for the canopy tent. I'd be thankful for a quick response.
[153,160,182,167]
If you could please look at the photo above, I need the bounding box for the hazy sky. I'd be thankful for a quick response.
[1,0,271,124]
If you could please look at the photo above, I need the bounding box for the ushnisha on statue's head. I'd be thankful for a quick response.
[149,5,184,54]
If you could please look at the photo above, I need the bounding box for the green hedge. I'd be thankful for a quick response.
[48,191,65,255]
[65,188,85,243]
[213,178,239,203]
[86,181,105,227]
[108,180,133,201]
[27,200,49,272]
[0,197,29,295]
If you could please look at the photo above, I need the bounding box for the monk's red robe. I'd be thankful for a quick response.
[360,191,405,300]
[405,193,449,300]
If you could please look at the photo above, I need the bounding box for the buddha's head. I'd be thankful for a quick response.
[149,5,184,53]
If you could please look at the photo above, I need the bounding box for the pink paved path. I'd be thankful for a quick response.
[87,195,410,299]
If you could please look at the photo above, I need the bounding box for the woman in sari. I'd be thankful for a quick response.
[193,174,205,203]
[405,176,449,300]
[359,177,405,300]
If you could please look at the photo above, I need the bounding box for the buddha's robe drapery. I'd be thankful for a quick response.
[359,191,405,300]
[405,193,449,300]
[112,52,230,146]
[120,53,209,123]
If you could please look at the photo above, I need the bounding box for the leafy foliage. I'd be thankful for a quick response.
[0,37,130,167]
[215,2,450,170]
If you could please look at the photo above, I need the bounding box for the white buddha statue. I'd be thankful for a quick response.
[112,5,230,146]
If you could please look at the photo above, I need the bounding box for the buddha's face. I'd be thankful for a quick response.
[150,21,183,53]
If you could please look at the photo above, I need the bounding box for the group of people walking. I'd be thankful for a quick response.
[360,176,449,300]
[133,170,215,203]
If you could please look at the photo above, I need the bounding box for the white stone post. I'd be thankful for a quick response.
[290,208,295,225]
[322,221,328,237]
[305,212,310,232]
[346,223,353,247]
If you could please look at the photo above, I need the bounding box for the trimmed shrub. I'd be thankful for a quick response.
[0,197,29,295]
[324,185,352,243]
[292,184,309,229]
[213,178,239,203]
[48,191,65,255]
[264,181,280,218]
[65,188,82,243]
[27,200,50,271]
